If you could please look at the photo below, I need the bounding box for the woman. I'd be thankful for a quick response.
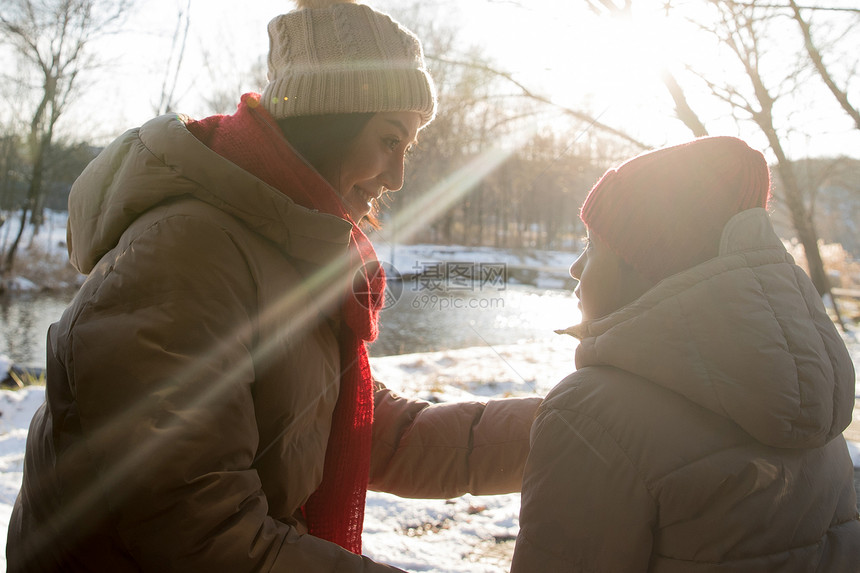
[8,1,540,571]
[511,136,859,571]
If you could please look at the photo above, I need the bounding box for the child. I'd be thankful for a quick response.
[512,136,859,572]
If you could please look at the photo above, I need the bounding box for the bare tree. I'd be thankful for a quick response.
[428,56,651,151]
[787,0,860,130]
[372,0,652,252]
[586,0,711,139]
[0,0,134,275]
[0,133,23,241]
[688,0,843,325]
[154,0,191,116]
[580,0,851,326]
[199,53,267,116]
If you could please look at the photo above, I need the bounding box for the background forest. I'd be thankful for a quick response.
[1,0,859,305]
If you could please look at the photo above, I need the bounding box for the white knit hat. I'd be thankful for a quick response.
[261,0,437,126]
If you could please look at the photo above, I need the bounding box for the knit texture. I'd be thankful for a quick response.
[262,1,436,126]
[580,136,771,284]
[186,93,381,554]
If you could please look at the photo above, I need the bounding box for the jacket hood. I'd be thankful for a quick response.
[67,114,352,274]
[561,208,855,449]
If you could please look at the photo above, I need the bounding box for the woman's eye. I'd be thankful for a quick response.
[385,138,400,151]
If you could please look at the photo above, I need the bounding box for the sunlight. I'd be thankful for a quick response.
[496,1,729,146]
[577,3,723,94]
[384,126,540,245]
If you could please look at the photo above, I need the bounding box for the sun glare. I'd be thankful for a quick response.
[515,0,731,146]
[589,3,723,90]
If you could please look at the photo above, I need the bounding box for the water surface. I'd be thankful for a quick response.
[0,284,580,367]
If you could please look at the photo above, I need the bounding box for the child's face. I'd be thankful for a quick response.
[569,232,653,321]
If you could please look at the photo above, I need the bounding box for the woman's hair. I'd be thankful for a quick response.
[278,112,381,228]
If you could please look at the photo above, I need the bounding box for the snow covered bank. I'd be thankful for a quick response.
[377,242,577,291]
[1,331,858,572]
[0,210,82,294]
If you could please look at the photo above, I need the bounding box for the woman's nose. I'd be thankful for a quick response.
[381,154,406,192]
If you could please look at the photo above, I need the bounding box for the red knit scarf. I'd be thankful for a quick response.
[187,93,382,554]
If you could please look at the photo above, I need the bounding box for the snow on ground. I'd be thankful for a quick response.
[842,324,860,450]
[0,337,577,572]
[0,330,858,572]
[0,387,45,572]
[363,338,577,571]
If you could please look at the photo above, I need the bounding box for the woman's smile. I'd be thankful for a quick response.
[322,111,420,222]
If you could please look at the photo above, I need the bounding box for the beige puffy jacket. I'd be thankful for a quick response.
[7,115,540,572]
[512,208,859,572]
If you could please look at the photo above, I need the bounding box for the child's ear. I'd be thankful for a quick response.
[617,257,655,306]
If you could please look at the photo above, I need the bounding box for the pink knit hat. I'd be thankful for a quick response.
[580,136,771,284]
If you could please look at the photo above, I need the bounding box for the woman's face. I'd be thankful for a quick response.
[319,111,421,222]
[569,232,653,321]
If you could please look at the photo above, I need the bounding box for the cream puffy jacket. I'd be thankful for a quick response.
[7,115,540,572]
[512,208,859,572]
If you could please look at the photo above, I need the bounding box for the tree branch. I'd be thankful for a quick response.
[660,69,709,137]
[788,0,860,130]
[426,55,650,150]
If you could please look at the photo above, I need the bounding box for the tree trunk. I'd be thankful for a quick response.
[769,147,845,329]
[3,131,50,275]
[474,186,484,245]
[3,204,29,276]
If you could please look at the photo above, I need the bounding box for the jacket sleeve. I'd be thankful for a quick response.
[65,211,403,572]
[369,383,541,498]
[510,397,656,572]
